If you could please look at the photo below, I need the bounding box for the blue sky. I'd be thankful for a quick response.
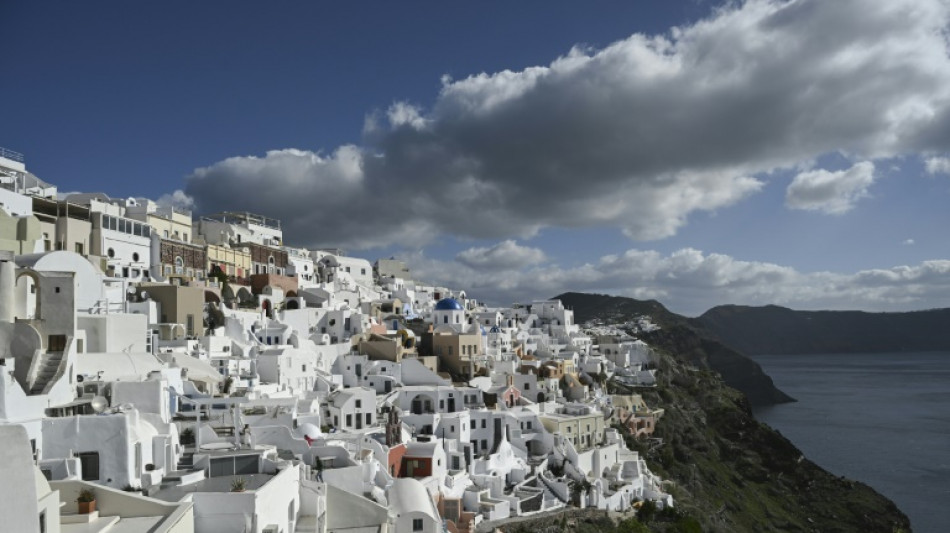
[4,1,950,315]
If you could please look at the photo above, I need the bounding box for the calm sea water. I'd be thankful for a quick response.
[752,352,950,533]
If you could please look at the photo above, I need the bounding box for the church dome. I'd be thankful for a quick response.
[434,298,464,311]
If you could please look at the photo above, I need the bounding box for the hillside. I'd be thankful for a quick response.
[694,305,950,355]
[555,292,793,406]
[503,338,911,533]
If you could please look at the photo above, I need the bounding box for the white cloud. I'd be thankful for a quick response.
[903,238,915,245]
[785,161,876,214]
[156,189,196,210]
[178,0,950,250]
[924,156,950,175]
[403,245,950,316]
[455,240,547,270]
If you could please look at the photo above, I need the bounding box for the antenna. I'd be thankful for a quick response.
[90,396,109,413]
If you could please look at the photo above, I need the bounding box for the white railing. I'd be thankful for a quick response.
[0,147,24,162]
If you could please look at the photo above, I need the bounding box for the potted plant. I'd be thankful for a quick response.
[180,427,195,446]
[77,488,96,514]
[230,477,247,492]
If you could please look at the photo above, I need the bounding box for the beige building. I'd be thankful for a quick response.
[357,331,417,362]
[0,208,40,254]
[136,283,205,337]
[32,197,92,256]
[540,405,606,452]
[431,329,483,378]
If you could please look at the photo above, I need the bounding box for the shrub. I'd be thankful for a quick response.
[77,488,96,503]
[617,517,651,533]
[637,500,657,523]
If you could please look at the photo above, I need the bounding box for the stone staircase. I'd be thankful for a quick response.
[176,451,195,471]
[30,351,64,395]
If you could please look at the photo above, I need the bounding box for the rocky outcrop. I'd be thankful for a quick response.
[555,292,793,406]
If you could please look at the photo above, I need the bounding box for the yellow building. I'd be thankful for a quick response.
[206,243,252,279]
[126,201,193,243]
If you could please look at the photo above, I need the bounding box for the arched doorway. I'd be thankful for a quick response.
[15,270,42,319]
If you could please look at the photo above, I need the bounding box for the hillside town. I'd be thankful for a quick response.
[0,147,671,533]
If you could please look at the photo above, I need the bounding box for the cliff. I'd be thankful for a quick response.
[694,304,950,355]
[555,292,793,406]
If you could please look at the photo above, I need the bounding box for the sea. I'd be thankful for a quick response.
[752,352,950,533]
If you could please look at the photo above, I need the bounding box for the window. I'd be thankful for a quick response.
[470,420,476,429]
[346,414,352,427]
[175,256,184,275]
[361,268,366,275]
[107,248,115,258]
[481,419,486,429]
[209,455,258,477]
[77,451,100,480]
[355,399,362,408]
[74,243,84,255]
[412,519,424,531]
[366,413,371,425]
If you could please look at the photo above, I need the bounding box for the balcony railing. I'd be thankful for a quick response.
[0,147,24,163]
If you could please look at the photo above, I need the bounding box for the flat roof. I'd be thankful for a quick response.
[150,473,272,502]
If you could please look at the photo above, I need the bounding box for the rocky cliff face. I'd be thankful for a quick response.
[634,352,909,532]
[694,304,950,355]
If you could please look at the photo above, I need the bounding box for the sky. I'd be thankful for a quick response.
[4,0,950,316]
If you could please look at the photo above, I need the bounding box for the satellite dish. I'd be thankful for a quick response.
[90,396,109,413]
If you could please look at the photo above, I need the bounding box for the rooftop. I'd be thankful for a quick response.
[150,473,271,502]
[203,211,281,230]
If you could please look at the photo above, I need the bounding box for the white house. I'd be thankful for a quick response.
[389,478,441,533]
[325,386,376,431]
